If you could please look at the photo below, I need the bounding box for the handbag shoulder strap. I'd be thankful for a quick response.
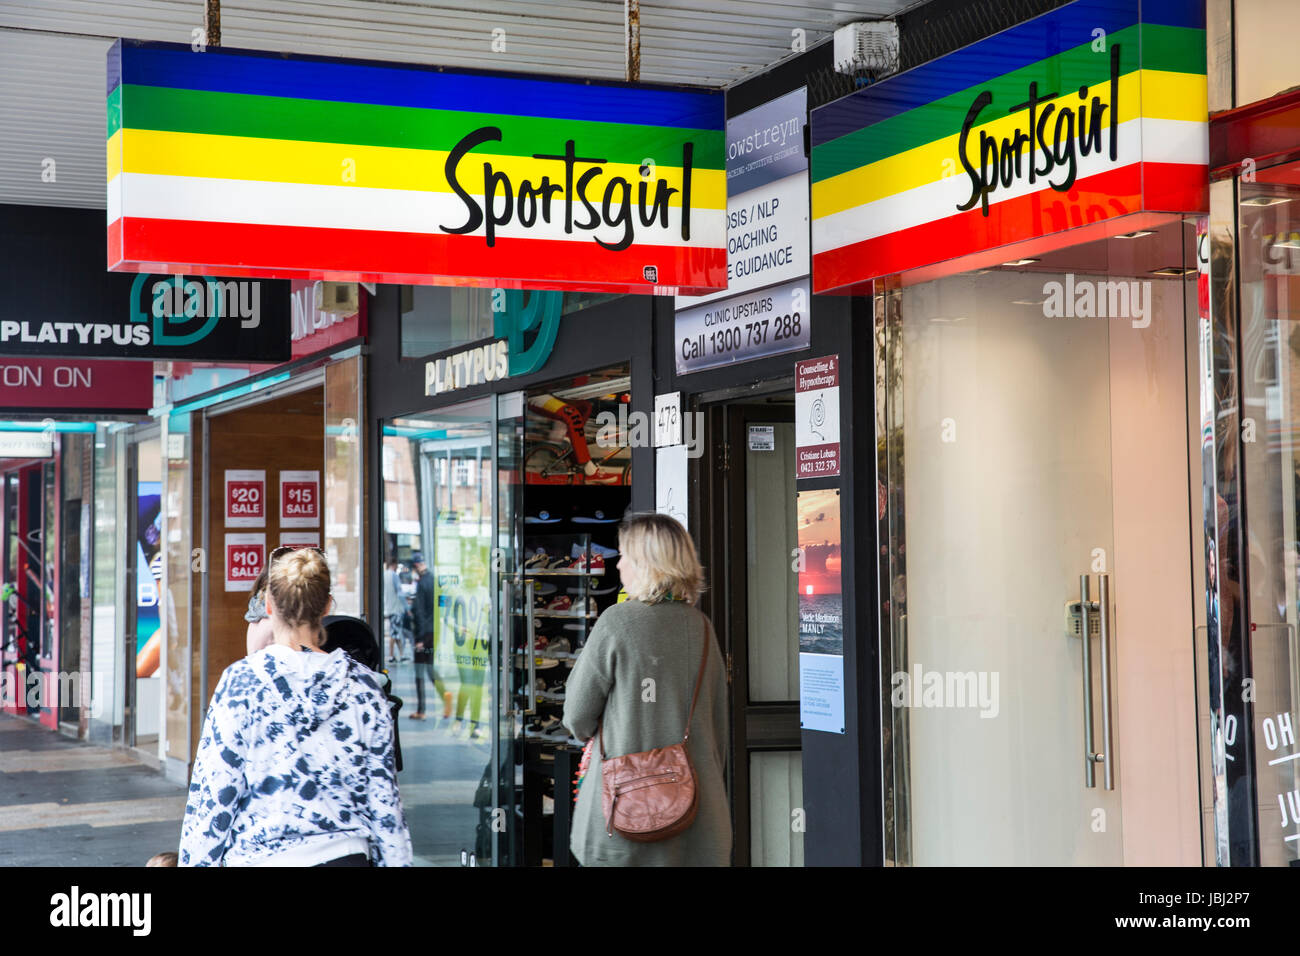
[681,617,709,743]
[598,615,710,759]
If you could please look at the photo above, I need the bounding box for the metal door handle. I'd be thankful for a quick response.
[1098,574,1114,791]
[1080,575,1097,788]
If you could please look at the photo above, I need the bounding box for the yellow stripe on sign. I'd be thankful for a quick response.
[107,128,123,182]
[113,128,726,209]
[812,69,1206,219]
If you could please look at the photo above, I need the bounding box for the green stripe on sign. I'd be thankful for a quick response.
[107,85,122,139]
[811,23,1204,183]
[113,84,725,168]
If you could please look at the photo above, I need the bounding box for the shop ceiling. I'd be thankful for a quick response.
[0,0,922,210]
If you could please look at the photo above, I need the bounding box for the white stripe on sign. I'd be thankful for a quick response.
[110,173,726,248]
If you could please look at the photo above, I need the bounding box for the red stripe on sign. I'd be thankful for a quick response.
[106,218,727,294]
[813,162,1207,292]
[107,217,122,270]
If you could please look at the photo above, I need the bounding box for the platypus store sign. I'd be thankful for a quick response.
[810,0,1208,292]
[0,273,290,361]
[106,41,726,295]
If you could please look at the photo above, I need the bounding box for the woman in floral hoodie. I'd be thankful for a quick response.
[180,548,411,867]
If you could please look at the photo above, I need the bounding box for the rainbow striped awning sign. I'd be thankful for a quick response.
[811,0,1208,294]
[107,41,726,294]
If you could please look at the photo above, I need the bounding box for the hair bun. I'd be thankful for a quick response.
[267,548,332,628]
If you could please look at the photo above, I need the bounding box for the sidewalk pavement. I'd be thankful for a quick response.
[0,714,187,867]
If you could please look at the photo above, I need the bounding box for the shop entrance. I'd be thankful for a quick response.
[381,367,631,866]
[699,394,803,866]
[1,462,50,718]
[878,218,1204,865]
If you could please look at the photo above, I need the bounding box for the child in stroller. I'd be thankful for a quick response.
[321,615,406,772]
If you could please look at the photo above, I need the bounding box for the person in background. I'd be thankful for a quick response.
[562,513,731,867]
[408,553,450,720]
[180,548,411,866]
[383,557,408,664]
[145,851,177,867]
[244,564,274,657]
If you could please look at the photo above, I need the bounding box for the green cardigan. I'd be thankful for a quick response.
[562,599,732,867]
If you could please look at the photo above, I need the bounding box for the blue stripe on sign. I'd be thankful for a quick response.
[810,0,1148,148]
[107,38,122,96]
[1140,0,1205,29]
[113,40,723,131]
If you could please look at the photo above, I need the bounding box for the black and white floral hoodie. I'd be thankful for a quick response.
[180,644,412,867]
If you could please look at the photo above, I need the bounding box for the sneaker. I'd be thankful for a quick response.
[544,637,572,658]
[526,716,562,737]
[525,548,551,569]
[409,712,427,721]
[569,553,605,573]
[544,595,572,613]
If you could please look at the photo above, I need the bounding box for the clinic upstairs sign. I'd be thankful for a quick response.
[809,0,1208,293]
[105,41,726,295]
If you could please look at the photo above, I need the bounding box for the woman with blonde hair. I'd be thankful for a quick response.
[562,513,731,866]
[180,548,411,866]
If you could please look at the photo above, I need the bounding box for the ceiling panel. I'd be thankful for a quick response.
[0,0,923,209]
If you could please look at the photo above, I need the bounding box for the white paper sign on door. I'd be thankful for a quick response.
[655,444,689,527]
[280,470,321,528]
[225,469,266,527]
[280,531,321,550]
[225,532,266,592]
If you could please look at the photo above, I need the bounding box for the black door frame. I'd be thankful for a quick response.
[698,395,800,866]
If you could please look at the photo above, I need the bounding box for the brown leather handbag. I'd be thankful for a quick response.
[599,623,709,842]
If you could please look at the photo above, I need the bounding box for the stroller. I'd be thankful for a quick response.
[321,615,405,772]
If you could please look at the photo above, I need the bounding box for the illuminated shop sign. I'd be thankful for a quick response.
[810,0,1208,292]
[0,273,289,361]
[106,41,726,294]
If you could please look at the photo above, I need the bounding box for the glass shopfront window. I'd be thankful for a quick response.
[382,402,496,866]
[90,424,127,741]
[400,287,622,359]
[878,218,1204,865]
[1234,160,1300,865]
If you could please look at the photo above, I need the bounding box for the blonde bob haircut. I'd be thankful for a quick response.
[618,513,706,605]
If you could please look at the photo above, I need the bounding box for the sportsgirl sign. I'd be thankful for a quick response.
[810,0,1208,292]
[107,41,726,294]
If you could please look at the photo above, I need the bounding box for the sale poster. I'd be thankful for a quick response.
[280,532,321,550]
[280,470,320,528]
[225,469,266,527]
[225,532,266,592]
[797,488,845,734]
